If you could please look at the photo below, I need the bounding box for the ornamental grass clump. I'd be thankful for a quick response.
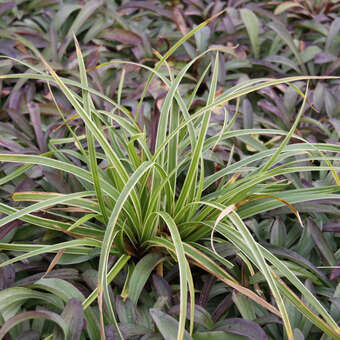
[0,18,339,340]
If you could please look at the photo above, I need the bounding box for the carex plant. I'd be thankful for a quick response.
[0,21,340,340]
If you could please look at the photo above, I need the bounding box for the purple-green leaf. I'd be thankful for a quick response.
[152,274,172,298]
[215,318,269,340]
[59,298,85,340]
[150,309,193,340]
[0,311,68,339]
[116,296,137,324]
[307,219,337,266]
[0,263,15,290]
[27,102,46,153]
[99,28,142,45]
[194,331,247,340]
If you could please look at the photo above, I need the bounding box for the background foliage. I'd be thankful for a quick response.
[0,1,339,339]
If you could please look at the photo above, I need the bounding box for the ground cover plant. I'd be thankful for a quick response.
[0,1,339,340]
